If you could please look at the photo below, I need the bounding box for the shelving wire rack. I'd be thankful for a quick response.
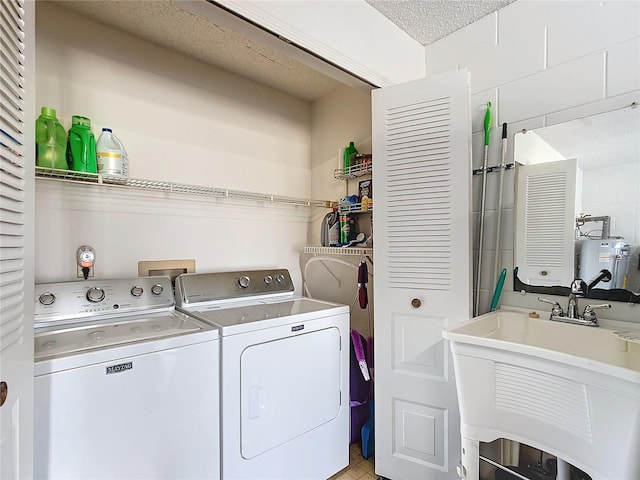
[35,167,334,208]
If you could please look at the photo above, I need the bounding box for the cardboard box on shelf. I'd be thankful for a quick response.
[358,180,372,200]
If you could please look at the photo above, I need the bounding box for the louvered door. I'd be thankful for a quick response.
[515,159,578,287]
[0,0,35,478]
[372,70,471,479]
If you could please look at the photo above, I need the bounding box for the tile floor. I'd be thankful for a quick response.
[329,443,376,480]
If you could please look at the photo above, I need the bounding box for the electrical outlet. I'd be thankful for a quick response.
[77,245,95,279]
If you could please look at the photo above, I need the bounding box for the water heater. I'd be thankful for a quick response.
[578,239,630,290]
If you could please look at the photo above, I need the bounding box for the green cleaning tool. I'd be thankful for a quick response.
[474,102,492,316]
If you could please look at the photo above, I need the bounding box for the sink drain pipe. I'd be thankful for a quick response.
[474,102,492,317]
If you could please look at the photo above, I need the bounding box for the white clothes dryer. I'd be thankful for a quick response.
[175,269,349,480]
[34,276,220,480]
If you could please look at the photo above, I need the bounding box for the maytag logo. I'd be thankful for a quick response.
[106,362,133,375]
[291,324,304,332]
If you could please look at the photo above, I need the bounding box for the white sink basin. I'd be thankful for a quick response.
[443,310,640,480]
[446,310,640,381]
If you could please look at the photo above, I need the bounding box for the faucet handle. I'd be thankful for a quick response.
[583,303,611,324]
[537,297,564,317]
[584,303,612,311]
[583,303,611,313]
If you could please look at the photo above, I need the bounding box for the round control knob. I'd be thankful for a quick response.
[38,292,56,306]
[264,275,273,284]
[151,284,164,296]
[238,276,251,288]
[275,274,285,284]
[131,285,144,297]
[86,287,105,303]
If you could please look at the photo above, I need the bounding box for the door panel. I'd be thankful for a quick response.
[393,400,446,469]
[372,70,472,479]
[392,313,447,379]
[240,327,341,459]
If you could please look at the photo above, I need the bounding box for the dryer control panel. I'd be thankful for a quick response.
[175,269,295,307]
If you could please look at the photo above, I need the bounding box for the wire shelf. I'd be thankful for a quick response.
[304,246,372,256]
[338,201,372,214]
[35,167,333,208]
[334,160,372,180]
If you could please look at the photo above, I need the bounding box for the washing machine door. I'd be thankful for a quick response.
[240,326,341,459]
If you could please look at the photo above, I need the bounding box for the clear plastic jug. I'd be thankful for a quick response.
[96,128,128,177]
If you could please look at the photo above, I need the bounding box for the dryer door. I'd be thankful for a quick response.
[240,327,341,459]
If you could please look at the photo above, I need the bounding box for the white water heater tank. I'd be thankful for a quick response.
[578,239,630,290]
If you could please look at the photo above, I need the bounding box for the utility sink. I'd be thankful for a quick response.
[445,310,640,381]
[443,310,640,480]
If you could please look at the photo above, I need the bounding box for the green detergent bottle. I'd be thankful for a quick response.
[67,115,97,173]
[344,141,358,172]
[35,106,68,170]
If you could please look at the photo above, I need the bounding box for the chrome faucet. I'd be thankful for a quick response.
[538,269,612,327]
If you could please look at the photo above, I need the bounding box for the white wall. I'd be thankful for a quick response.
[425,0,640,321]
[581,162,639,243]
[35,2,315,287]
[309,85,372,237]
[303,86,373,335]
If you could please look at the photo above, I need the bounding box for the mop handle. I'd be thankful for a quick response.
[474,102,492,317]
[493,123,508,284]
[484,102,492,146]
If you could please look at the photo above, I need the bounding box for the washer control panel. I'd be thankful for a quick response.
[175,269,294,306]
[35,276,173,326]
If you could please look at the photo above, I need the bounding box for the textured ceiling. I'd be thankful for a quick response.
[51,0,515,102]
[366,0,516,46]
[51,0,345,102]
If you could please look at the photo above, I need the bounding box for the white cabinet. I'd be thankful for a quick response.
[515,159,579,287]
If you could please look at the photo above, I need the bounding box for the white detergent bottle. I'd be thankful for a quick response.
[96,128,128,176]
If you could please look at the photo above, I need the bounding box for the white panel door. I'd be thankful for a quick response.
[372,70,472,479]
[0,0,35,478]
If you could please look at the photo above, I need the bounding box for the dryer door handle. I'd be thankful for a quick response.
[248,386,262,419]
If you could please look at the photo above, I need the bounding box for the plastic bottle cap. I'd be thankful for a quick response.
[102,128,112,133]
[41,106,56,117]
[71,115,91,127]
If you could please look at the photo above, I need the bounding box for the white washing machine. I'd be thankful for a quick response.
[174,269,350,480]
[34,276,220,480]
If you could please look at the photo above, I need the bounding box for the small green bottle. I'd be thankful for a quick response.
[339,212,349,245]
[344,141,358,172]
[67,115,97,173]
